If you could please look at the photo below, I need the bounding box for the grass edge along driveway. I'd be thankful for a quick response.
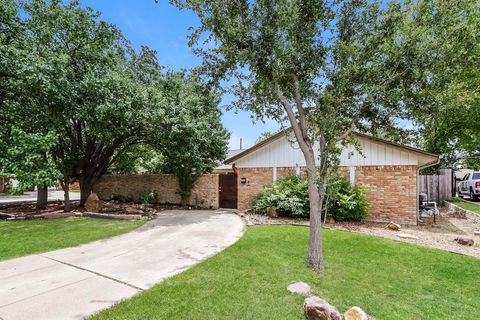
[452,197,480,215]
[92,225,480,320]
[0,217,145,261]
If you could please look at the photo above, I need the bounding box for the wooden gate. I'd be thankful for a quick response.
[219,174,238,209]
[419,168,454,206]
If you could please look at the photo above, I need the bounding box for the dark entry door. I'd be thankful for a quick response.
[219,174,238,209]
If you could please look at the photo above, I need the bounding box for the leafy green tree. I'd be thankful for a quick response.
[0,0,60,208]
[170,0,416,271]
[158,73,229,205]
[255,131,279,144]
[384,0,480,169]
[3,130,61,208]
[2,0,229,211]
[109,144,165,175]
[15,0,169,206]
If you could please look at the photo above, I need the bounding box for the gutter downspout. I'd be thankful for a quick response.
[416,158,441,223]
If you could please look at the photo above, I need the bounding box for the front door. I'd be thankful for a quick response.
[219,174,238,209]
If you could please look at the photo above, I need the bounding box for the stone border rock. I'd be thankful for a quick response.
[1,211,145,221]
[444,200,479,218]
[82,212,144,220]
[4,212,80,221]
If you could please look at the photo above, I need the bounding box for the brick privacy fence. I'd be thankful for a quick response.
[93,174,219,208]
[237,165,417,224]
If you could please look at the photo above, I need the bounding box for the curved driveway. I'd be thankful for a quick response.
[0,210,244,320]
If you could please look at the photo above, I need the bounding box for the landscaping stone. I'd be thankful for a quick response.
[83,212,143,220]
[0,212,14,220]
[125,206,144,215]
[266,207,278,218]
[386,222,401,231]
[344,306,369,320]
[397,233,419,240]
[304,296,342,320]
[454,237,474,246]
[325,216,335,224]
[287,282,311,296]
[85,193,103,212]
[474,231,480,236]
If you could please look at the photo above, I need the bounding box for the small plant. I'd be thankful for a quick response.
[140,190,158,211]
[193,194,205,208]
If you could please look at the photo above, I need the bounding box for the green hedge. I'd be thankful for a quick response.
[252,175,369,221]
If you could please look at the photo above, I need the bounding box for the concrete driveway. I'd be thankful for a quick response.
[0,210,244,320]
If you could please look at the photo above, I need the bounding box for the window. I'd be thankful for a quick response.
[472,173,480,180]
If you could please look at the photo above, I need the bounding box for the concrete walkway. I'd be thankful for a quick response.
[0,190,80,205]
[0,210,244,320]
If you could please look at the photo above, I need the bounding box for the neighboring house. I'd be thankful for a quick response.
[222,131,439,225]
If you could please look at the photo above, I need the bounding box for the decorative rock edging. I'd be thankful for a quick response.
[444,201,476,218]
[289,282,375,320]
[5,212,80,221]
[82,212,144,220]
[2,211,145,221]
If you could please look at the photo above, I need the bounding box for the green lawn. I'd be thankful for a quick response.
[452,198,480,215]
[0,217,144,261]
[92,226,480,320]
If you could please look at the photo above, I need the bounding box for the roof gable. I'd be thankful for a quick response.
[225,131,438,168]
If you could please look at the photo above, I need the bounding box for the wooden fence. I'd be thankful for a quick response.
[419,168,454,206]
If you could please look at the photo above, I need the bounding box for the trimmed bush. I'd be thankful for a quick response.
[325,175,369,222]
[252,174,369,221]
[252,176,309,218]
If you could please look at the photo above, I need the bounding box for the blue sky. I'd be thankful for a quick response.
[80,0,280,150]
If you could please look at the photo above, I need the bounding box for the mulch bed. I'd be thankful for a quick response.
[0,201,84,219]
[0,200,157,221]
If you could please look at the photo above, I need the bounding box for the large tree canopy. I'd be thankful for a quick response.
[1,0,228,208]
[385,1,480,169]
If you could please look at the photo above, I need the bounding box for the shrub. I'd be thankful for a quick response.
[252,175,309,218]
[252,174,369,221]
[140,190,158,210]
[325,175,369,222]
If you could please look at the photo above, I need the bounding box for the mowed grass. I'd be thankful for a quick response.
[0,217,144,261]
[452,198,480,215]
[92,226,480,320]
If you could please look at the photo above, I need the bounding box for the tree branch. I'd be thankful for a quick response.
[275,84,311,154]
[292,73,308,141]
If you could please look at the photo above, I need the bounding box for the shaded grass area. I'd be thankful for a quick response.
[92,226,480,320]
[0,217,144,261]
[452,197,480,215]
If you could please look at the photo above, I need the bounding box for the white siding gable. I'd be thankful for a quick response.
[234,134,432,168]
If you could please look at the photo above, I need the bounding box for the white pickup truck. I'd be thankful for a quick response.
[457,171,480,200]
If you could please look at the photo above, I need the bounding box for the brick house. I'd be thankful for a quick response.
[220,131,439,225]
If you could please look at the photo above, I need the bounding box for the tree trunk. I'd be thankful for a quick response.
[79,177,93,206]
[36,186,48,210]
[61,177,71,212]
[305,159,325,272]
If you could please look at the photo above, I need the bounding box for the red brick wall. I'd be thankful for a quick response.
[237,168,273,210]
[236,165,418,224]
[354,165,417,225]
